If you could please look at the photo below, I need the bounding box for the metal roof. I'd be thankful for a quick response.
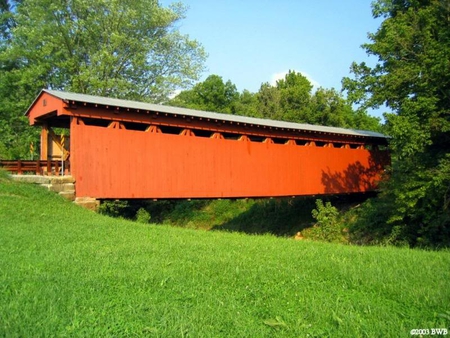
[40,89,388,139]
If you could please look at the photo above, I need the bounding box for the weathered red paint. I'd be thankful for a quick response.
[27,91,390,199]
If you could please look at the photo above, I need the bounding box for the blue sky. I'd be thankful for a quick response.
[161,0,384,116]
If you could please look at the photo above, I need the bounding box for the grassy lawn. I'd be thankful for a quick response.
[1,175,449,337]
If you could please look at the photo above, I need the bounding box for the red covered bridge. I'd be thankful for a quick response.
[25,89,390,200]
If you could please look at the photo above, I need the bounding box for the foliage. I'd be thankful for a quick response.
[0,0,39,159]
[98,199,131,219]
[308,199,344,243]
[1,179,449,336]
[257,70,381,130]
[135,207,151,224]
[343,0,450,247]
[234,89,260,117]
[6,0,206,100]
[172,70,381,131]
[0,0,206,158]
[0,0,19,42]
[170,74,239,114]
[275,70,313,122]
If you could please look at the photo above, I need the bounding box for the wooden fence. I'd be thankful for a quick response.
[0,160,70,175]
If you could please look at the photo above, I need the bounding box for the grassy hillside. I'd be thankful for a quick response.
[1,174,449,337]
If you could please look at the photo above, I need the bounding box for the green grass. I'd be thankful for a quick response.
[1,178,449,337]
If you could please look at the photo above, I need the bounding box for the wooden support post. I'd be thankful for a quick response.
[41,122,48,160]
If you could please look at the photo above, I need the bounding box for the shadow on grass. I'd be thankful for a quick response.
[100,193,376,237]
[210,197,315,236]
[210,193,375,237]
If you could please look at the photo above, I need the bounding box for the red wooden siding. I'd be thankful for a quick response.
[27,93,64,124]
[71,118,389,199]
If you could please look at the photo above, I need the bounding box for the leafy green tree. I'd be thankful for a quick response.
[256,82,283,120]
[276,70,313,122]
[310,88,381,130]
[343,0,450,247]
[0,0,206,158]
[256,70,312,122]
[170,74,239,114]
[256,70,380,129]
[234,89,259,118]
[6,0,206,101]
[171,70,381,132]
[0,0,35,159]
[0,0,16,41]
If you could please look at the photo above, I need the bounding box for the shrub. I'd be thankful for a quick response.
[99,200,131,218]
[136,208,151,224]
[306,199,344,243]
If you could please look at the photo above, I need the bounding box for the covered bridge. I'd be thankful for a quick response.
[25,89,390,200]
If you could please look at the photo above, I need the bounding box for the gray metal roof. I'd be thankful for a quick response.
[41,89,387,139]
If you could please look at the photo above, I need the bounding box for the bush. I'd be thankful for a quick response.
[136,208,151,224]
[305,199,345,243]
[99,200,132,218]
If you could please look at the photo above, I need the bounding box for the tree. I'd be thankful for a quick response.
[276,70,313,122]
[343,0,450,247]
[0,0,206,158]
[256,71,312,122]
[234,89,259,118]
[256,82,283,120]
[256,70,380,129]
[255,70,313,122]
[170,74,239,114]
[0,0,16,41]
[309,88,381,130]
[171,70,381,132]
[0,0,35,159]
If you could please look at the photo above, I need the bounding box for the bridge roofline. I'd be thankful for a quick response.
[27,89,388,141]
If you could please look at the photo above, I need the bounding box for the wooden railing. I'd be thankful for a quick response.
[0,160,70,175]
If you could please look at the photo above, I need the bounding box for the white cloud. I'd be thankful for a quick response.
[270,70,320,90]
